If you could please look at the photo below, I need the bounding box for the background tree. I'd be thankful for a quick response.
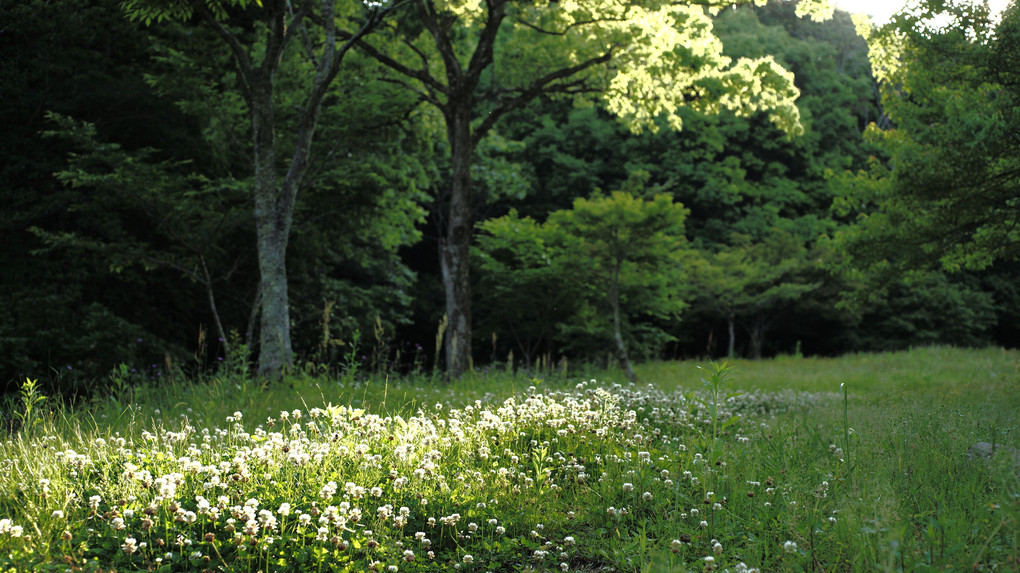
[549,189,691,381]
[360,0,832,377]
[828,0,1020,350]
[121,0,408,377]
[0,0,211,392]
[473,212,580,368]
[476,185,691,380]
[837,0,1020,273]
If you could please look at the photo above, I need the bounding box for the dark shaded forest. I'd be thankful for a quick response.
[2,0,1017,394]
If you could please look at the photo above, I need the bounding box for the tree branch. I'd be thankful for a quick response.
[354,36,448,97]
[472,48,614,146]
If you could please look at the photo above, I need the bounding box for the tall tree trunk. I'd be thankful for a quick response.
[727,311,736,359]
[749,315,764,360]
[250,77,293,378]
[440,102,474,379]
[610,266,637,382]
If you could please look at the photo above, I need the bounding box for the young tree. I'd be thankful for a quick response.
[120,0,408,378]
[475,187,690,380]
[358,0,834,377]
[474,211,581,368]
[548,189,690,381]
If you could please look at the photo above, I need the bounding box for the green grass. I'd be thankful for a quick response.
[0,346,1017,572]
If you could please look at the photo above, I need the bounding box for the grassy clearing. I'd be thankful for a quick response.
[0,346,1017,572]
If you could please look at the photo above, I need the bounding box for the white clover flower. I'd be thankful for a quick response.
[462,554,474,564]
[121,537,138,554]
[622,482,634,492]
[560,563,569,571]
[564,536,575,546]
[784,540,798,553]
[642,492,653,501]
[700,520,709,528]
[51,510,64,519]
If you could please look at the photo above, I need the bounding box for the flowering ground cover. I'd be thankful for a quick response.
[1,346,1017,571]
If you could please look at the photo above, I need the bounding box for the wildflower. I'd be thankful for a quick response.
[622,482,634,492]
[700,520,709,528]
[713,541,723,554]
[121,537,138,554]
[51,510,64,519]
[670,539,682,553]
[495,526,506,535]
[560,563,569,571]
[278,503,291,516]
[642,492,653,502]
[783,540,797,553]
[564,536,575,546]
[463,554,474,564]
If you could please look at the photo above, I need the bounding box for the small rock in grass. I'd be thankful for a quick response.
[966,441,1020,470]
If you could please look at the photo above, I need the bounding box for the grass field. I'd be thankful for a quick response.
[1,346,1017,572]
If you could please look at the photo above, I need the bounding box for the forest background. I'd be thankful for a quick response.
[1,0,1018,395]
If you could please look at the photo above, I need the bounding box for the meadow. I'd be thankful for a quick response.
[1,346,1017,572]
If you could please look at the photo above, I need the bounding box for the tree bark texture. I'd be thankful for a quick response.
[250,76,294,377]
[440,97,475,378]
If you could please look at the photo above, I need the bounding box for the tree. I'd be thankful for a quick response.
[474,211,581,368]
[358,0,834,377]
[548,188,691,381]
[692,230,822,359]
[837,0,1020,274]
[121,0,408,378]
[475,187,690,379]
[0,0,215,389]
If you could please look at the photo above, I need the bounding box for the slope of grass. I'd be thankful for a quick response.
[0,346,1017,572]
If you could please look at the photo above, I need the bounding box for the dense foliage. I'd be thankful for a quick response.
[1,0,1017,393]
